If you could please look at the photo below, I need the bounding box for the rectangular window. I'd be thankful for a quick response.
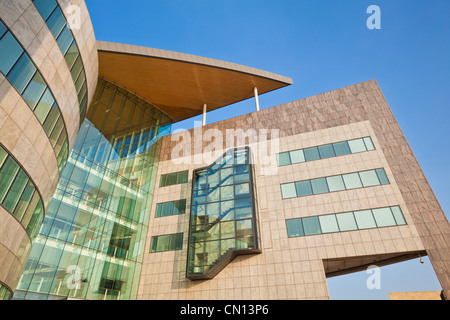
[348,138,367,153]
[290,149,305,164]
[46,6,66,38]
[295,180,313,197]
[160,170,189,187]
[304,147,320,161]
[0,33,24,75]
[22,72,46,109]
[155,199,186,218]
[277,152,291,167]
[7,54,37,94]
[336,212,358,231]
[286,219,304,238]
[319,214,340,234]
[318,144,335,159]
[150,233,183,253]
[56,25,74,55]
[376,169,390,185]
[359,170,381,187]
[33,0,58,21]
[302,216,321,235]
[326,175,346,192]
[372,207,397,227]
[281,183,297,199]
[354,209,377,229]
[333,141,351,156]
[342,172,363,190]
[310,178,329,195]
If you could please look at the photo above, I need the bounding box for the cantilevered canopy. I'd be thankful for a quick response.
[97,41,293,122]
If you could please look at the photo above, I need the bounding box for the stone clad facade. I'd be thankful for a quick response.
[138,80,449,299]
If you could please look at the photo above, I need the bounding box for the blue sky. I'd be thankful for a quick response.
[85,0,449,299]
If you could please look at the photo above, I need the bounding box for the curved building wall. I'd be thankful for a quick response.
[0,0,97,297]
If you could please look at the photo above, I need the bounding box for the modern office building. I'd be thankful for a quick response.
[0,0,448,300]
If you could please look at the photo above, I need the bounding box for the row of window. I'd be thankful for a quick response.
[0,19,69,172]
[160,170,189,187]
[281,168,390,199]
[277,136,375,167]
[150,233,183,253]
[286,206,407,238]
[32,0,88,121]
[0,145,45,239]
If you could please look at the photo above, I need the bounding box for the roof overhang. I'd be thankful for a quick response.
[97,41,293,123]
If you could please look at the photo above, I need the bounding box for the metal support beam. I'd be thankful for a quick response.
[254,87,260,112]
[203,104,207,126]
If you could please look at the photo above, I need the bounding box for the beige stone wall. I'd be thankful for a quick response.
[137,119,425,300]
[57,0,98,119]
[0,207,31,294]
[0,74,58,208]
[137,80,449,300]
[389,291,443,300]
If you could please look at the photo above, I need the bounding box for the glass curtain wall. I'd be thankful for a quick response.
[14,78,171,300]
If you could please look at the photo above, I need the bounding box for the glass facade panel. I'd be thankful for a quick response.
[290,149,305,164]
[354,210,377,229]
[188,147,259,279]
[326,175,346,192]
[160,170,189,187]
[319,214,340,233]
[302,216,321,235]
[277,152,291,166]
[311,178,329,194]
[22,72,46,109]
[342,173,363,189]
[363,137,375,150]
[391,206,407,225]
[348,138,367,153]
[33,0,58,21]
[281,183,297,199]
[336,212,358,231]
[333,141,351,156]
[359,170,381,187]
[46,7,66,38]
[304,147,320,161]
[372,207,397,227]
[376,168,390,185]
[318,144,335,159]
[7,54,37,94]
[0,33,23,75]
[286,219,304,237]
[16,79,172,300]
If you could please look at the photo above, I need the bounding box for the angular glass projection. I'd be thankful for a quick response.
[187,147,261,280]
